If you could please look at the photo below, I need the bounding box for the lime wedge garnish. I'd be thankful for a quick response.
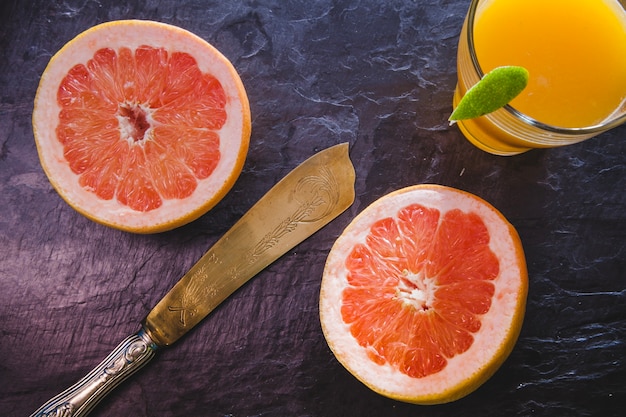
[449,66,529,122]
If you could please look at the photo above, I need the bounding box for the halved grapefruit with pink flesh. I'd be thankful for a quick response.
[33,20,251,233]
[320,184,527,404]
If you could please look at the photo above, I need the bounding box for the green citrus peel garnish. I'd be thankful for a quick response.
[450,66,529,123]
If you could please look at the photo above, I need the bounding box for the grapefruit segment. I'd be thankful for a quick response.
[320,184,527,404]
[33,20,251,233]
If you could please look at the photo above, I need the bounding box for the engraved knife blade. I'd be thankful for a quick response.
[30,143,356,417]
[143,142,355,345]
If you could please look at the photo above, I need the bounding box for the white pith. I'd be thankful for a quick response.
[396,270,436,311]
[116,102,154,144]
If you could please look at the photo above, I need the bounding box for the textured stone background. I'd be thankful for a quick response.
[1,0,624,416]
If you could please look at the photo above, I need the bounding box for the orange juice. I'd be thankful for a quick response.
[475,0,626,128]
[453,0,626,155]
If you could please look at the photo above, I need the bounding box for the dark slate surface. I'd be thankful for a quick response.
[1,1,625,416]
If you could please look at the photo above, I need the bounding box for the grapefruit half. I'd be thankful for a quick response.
[320,184,527,404]
[33,20,251,233]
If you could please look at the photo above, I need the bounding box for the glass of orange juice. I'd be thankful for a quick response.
[453,0,626,155]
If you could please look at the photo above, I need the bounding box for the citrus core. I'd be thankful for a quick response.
[320,184,527,404]
[33,20,251,233]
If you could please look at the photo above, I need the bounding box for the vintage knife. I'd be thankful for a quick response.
[30,143,356,417]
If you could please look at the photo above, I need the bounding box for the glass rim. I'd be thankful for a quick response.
[466,0,626,135]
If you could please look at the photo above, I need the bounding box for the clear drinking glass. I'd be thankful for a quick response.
[453,0,626,155]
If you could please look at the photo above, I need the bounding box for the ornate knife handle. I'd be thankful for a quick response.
[30,328,159,417]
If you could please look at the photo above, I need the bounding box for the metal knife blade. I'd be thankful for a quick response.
[143,142,355,345]
[30,143,355,417]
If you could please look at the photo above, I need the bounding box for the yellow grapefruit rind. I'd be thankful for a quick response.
[319,184,528,404]
[32,20,251,233]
